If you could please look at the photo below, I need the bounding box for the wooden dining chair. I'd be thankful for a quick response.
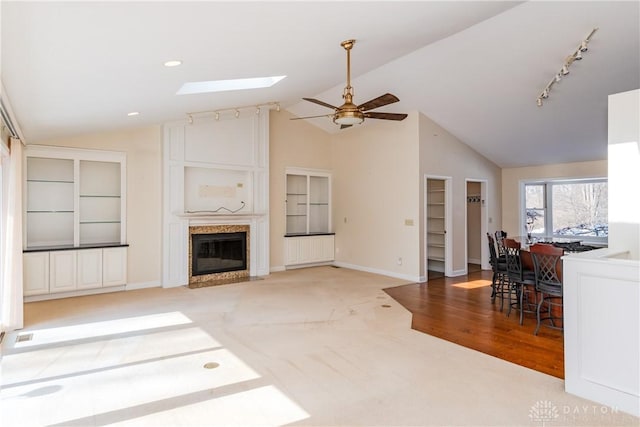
[529,243,564,335]
[503,238,537,325]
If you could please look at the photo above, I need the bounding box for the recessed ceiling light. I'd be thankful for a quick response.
[127,112,140,117]
[176,75,286,95]
[164,60,182,67]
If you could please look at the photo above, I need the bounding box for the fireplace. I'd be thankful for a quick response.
[189,224,250,287]
[192,232,246,275]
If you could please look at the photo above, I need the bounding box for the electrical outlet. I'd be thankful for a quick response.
[404,219,414,226]
[344,217,348,223]
[397,257,403,265]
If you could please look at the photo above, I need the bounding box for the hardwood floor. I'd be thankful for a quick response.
[384,269,565,379]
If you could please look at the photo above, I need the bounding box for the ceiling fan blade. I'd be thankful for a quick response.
[358,93,400,112]
[365,112,408,121]
[340,124,352,130]
[302,98,338,110]
[290,114,333,120]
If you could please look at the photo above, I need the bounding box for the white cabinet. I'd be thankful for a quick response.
[23,145,128,300]
[77,248,103,289]
[50,251,77,292]
[23,252,50,296]
[284,168,334,267]
[23,246,128,299]
[284,235,335,266]
[103,247,127,287]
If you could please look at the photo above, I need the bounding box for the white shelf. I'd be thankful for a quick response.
[286,170,331,235]
[24,146,126,249]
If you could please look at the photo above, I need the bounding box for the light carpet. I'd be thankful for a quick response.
[1,266,637,426]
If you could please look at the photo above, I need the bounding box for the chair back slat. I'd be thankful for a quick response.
[503,238,523,279]
[487,233,499,272]
[495,230,507,257]
[529,244,563,289]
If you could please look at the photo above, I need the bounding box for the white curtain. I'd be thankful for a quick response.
[1,137,23,331]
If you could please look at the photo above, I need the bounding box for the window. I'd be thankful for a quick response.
[523,179,608,241]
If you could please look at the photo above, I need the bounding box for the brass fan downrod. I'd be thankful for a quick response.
[337,39,363,124]
[341,39,355,103]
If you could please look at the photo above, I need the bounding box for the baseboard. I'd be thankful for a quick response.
[450,269,468,277]
[24,285,126,302]
[270,265,286,273]
[285,261,334,270]
[126,281,161,291]
[332,261,421,283]
[468,258,481,265]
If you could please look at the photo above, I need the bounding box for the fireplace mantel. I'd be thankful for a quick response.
[176,212,267,220]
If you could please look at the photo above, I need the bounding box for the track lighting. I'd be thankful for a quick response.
[535,28,598,106]
[186,101,280,123]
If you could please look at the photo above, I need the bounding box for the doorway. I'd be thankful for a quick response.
[425,176,451,280]
[465,179,489,273]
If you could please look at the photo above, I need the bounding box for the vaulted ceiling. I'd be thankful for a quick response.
[2,1,638,167]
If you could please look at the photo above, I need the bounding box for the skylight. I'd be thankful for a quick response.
[177,75,286,95]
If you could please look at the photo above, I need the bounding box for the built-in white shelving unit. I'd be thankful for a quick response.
[427,178,446,273]
[23,145,128,300]
[285,168,334,267]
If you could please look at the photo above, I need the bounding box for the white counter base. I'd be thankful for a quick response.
[563,248,640,417]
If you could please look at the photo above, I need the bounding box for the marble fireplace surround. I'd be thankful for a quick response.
[188,223,250,288]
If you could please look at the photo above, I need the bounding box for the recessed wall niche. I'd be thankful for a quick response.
[184,167,251,213]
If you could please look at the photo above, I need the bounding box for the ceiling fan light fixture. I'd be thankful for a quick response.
[333,111,364,125]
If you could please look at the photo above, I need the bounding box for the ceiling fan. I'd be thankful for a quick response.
[293,39,408,129]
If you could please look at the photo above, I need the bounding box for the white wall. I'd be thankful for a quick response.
[419,113,502,276]
[607,89,640,259]
[331,113,421,281]
[35,126,162,287]
[501,160,607,237]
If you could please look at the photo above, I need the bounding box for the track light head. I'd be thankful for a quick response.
[276,103,281,112]
[580,40,588,52]
[235,109,240,118]
[554,73,562,83]
[188,114,193,125]
[561,65,570,75]
[574,50,583,60]
[542,89,550,99]
[215,112,220,121]
[536,98,543,107]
